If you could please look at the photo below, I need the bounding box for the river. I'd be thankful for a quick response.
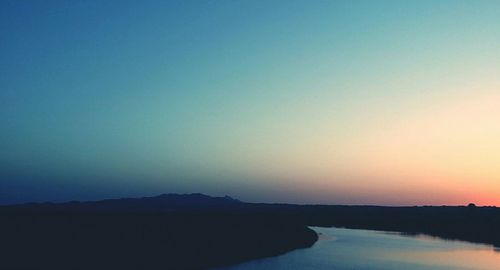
[218,227,500,270]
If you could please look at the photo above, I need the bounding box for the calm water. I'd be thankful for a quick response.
[218,227,500,270]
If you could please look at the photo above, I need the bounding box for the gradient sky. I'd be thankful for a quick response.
[1,0,499,205]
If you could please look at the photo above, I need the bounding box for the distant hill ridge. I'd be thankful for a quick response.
[3,193,243,212]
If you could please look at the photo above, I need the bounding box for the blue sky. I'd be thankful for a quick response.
[1,1,499,204]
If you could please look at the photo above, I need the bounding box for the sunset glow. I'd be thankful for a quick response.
[1,0,499,205]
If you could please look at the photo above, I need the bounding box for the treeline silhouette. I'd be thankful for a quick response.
[1,193,499,269]
[247,203,500,248]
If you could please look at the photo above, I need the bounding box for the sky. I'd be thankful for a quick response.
[1,0,499,205]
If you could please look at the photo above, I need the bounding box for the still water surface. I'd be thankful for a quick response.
[219,227,500,270]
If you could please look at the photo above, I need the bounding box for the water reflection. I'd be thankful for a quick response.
[218,227,500,270]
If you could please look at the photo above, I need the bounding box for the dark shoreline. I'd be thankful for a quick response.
[1,194,499,269]
[0,210,318,270]
[0,195,318,270]
[255,203,500,249]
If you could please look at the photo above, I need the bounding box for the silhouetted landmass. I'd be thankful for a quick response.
[0,194,316,270]
[1,194,499,269]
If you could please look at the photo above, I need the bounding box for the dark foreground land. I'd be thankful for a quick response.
[0,194,317,270]
[1,194,499,270]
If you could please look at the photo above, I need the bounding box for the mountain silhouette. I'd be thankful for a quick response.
[9,193,242,212]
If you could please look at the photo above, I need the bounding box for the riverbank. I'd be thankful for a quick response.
[252,203,500,248]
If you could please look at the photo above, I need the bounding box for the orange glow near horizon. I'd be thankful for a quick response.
[333,91,500,206]
[251,90,500,206]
